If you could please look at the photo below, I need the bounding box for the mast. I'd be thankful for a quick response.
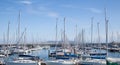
[63,17,66,50]
[97,22,100,44]
[56,18,58,44]
[82,29,84,52]
[97,22,101,52]
[18,10,21,45]
[7,21,10,57]
[24,28,26,51]
[105,8,108,44]
[3,33,5,44]
[105,8,109,57]
[55,18,58,50]
[7,21,10,44]
[17,28,27,45]
[91,17,93,44]
[75,24,78,46]
[61,29,63,43]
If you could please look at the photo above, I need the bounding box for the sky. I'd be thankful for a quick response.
[0,0,120,43]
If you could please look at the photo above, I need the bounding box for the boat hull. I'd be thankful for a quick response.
[78,59,106,65]
[106,57,120,65]
[6,60,38,65]
[6,63,37,65]
[106,60,119,65]
[45,60,76,65]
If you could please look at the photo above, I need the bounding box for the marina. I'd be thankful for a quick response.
[0,42,120,65]
[0,0,120,65]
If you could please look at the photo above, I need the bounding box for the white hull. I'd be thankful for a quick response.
[45,60,76,65]
[6,62,37,65]
[106,57,120,65]
[79,59,106,65]
[6,60,39,65]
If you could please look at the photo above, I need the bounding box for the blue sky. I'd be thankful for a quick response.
[0,0,120,43]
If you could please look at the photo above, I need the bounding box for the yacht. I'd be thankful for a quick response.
[5,55,42,65]
[45,59,76,65]
[106,57,120,65]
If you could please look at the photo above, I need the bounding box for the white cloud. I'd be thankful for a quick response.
[20,0,32,5]
[86,8,102,14]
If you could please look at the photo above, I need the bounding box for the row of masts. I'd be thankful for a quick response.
[54,8,109,56]
[4,8,110,47]
[55,17,108,45]
[4,9,120,45]
[5,11,21,44]
[4,10,27,55]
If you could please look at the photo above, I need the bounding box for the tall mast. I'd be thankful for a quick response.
[18,10,21,43]
[24,28,26,51]
[7,21,10,57]
[55,18,58,50]
[82,29,85,44]
[105,8,108,44]
[56,18,58,44]
[105,8,109,57]
[82,29,84,51]
[91,17,93,44]
[7,21,10,45]
[97,22,100,43]
[97,22,101,52]
[75,24,78,45]
[63,17,66,49]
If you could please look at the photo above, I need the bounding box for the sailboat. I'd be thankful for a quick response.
[6,54,41,65]
[0,21,10,65]
[106,57,120,65]
[46,18,77,65]
[104,8,120,65]
[46,59,77,65]
[105,21,120,65]
[89,22,107,59]
[5,11,43,65]
[77,18,106,65]
[11,28,29,55]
